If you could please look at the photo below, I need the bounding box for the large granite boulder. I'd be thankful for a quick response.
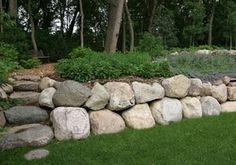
[9,92,40,105]
[201,82,212,96]
[13,81,39,92]
[4,106,48,125]
[50,107,90,140]
[162,75,191,98]
[89,110,125,135]
[211,84,227,103]
[39,87,56,109]
[53,80,91,107]
[85,83,109,110]
[221,102,236,113]
[132,82,165,103]
[39,77,56,91]
[200,96,221,116]
[181,97,202,119]
[150,98,182,125]
[227,87,236,101]
[13,75,41,82]
[122,104,155,129]
[188,78,202,96]
[104,82,135,111]
[0,125,53,150]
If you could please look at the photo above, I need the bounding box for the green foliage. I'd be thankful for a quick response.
[69,47,94,59]
[0,99,25,110]
[0,42,19,61]
[167,54,236,76]
[56,50,172,82]
[137,33,165,58]
[20,58,42,69]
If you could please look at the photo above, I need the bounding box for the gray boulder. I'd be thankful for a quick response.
[0,110,6,127]
[162,75,191,98]
[0,125,53,150]
[9,92,40,105]
[39,87,56,108]
[85,83,109,110]
[4,106,48,125]
[132,82,165,103]
[200,96,221,116]
[90,110,125,135]
[13,81,39,92]
[53,80,91,107]
[39,77,56,91]
[188,78,202,96]
[122,104,155,129]
[50,107,90,140]
[181,97,202,119]
[104,82,135,111]
[24,149,49,160]
[13,75,41,82]
[211,84,227,103]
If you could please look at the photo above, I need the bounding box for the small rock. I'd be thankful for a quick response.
[90,110,125,135]
[201,82,212,96]
[0,110,6,127]
[181,97,202,119]
[188,78,202,96]
[13,81,39,92]
[211,84,227,103]
[50,107,90,140]
[200,96,221,116]
[9,92,40,105]
[227,87,236,101]
[4,106,48,125]
[104,82,135,111]
[221,102,236,113]
[39,87,56,109]
[85,83,109,110]
[39,77,56,91]
[24,149,49,160]
[53,80,91,107]
[1,84,13,94]
[0,87,7,99]
[195,49,212,56]
[122,104,155,129]
[222,76,231,85]
[0,125,53,150]
[150,98,182,125]
[13,75,41,82]
[132,82,165,103]
[162,75,191,98]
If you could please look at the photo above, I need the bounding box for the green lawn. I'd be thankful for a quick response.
[1,113,236,165]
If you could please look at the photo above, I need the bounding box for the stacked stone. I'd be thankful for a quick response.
[1,74,236,150]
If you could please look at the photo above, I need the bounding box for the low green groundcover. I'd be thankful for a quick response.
[1,113,236,164]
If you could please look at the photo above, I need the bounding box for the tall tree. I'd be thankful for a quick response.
[125,0,134,52]
[105,0,125,53]
[9,0,17,21]
[0,0,3,33]
[79,0,84,48]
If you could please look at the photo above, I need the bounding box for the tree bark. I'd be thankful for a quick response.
[9,0,17,21]
[105,0,125,53]
[125,1,134,52]
[148,0,157,32]
[28,0,38,56]
[67,1,80,37]
[208,1,216,46]
[230,34,232,50]
[79,0,84,48]
[0,0,3,33]
[122,9,126,53]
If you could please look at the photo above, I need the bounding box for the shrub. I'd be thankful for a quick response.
[20,58,41,69]
[137,32,165,58]
[0,42,19,61]
[69,47,94,59]
[56,51,172,82]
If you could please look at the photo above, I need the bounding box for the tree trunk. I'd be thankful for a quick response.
[148,0,157,32]
[105,0,125,53]
[28,0,38,56]
[125,1,134,52]
[67,1,80,37]
[0,0,3,33]
[122,10,126,53]
[208,1,216,46]
[230,34,233,50]
[79,0,84,48]
[9,0,17,21]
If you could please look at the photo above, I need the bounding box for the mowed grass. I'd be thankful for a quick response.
[1,113,236,165]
